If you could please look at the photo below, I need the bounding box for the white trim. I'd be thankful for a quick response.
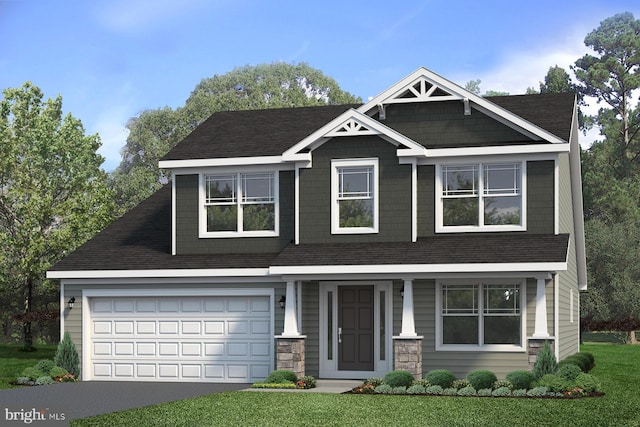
[270,262,566,276]
[358,67,566,144]
[554,274,560,360]
[82,288,275,382]
[411,159,417,242]
[435,279,527,352]
[282,109,426,161]
[294,164,301,245]
[331,158,379,235]
[532,275,551,338]
[159,156,287,169]
[435,161,527,233]
[198,170,280,238]
[59,282,65,342]
[554,158,560,235]
[171,178,177,255]
[421,143,569,162]
[318,281,393,379]
[48,268,272,280]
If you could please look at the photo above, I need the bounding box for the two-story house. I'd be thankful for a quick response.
[48,67,587,383]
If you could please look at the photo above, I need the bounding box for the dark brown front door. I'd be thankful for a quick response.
[338,285,374,371]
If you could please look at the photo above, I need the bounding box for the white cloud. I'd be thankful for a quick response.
[95,0,209,33]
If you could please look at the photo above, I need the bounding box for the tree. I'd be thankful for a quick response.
[111,62,361,211]
[0,83,116,350]
[539,65,575,94]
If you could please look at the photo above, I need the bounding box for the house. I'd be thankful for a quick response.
[47,67,587,383]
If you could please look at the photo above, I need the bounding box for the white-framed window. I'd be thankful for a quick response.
[436,280,525,351]
[200,171,278,237]
[331,158,379,234]
[436,161,526,232]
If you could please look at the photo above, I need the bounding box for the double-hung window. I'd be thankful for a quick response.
[438,162,525,232]
[202,172,277,237]
[438,281,524,351]
[331,159,379,234]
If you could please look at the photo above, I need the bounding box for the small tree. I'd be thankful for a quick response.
[533,341,557,379]
[54,331,80,377]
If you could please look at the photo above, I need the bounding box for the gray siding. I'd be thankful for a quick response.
[527,160,555,234]
[62,286,83,374]
[301,282,320,378]
[417,165,435,236]
[299,136,412,243]
[383,101,531,148]
[175,171,294,254]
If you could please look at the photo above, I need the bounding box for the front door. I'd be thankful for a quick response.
[338,286,374,371]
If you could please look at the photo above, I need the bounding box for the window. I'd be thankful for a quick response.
[202,172,277,237]
[438,281,523,350]
[438,162,525,231]
[331,159,379,234]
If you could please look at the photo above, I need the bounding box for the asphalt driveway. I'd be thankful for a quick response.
[1,381,248,425]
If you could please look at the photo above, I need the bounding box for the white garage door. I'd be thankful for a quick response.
[89,295,272,382]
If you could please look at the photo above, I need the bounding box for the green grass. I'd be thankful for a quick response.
[71,343,638,426]
[0,344,57,389]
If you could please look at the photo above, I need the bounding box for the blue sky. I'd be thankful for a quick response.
[1,1,638,171]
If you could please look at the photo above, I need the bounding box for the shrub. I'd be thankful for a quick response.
[443,387,458,396]
[374,384,393,394]
[467,370,497,391]
[384,370,414,388]
[54,332,80,377]
[296,376,316,389]
[425,385,444,395]
[392,386,407,394]
[478,388,493,397]
[492,379,513,390]
[424,370,456,388]
[58,373,77,383]
[505,370,536,390]
[49,366,68,379]
[452,379,471,390]
[364,377,384,387]
[251,383,296,389]
[572,353,594,371]
[35,376,54,385]
[579,351,595,368]
[539,374,570,393]
[492,387,512,397]
[575,373,601,393]
[21,367,46,381]
[533,342,557,379]
[556,363,582,381]
[457,386,477,396]
[15,377,32,386]
[407,384,426,394]
[265,369,297,384]
[527,386,548,397]
[512,388,528,397]
[412,378,431,388]
[35,360,55,374]
[560,355,589,372]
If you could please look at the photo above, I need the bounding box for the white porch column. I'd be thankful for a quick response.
[400,279,417,337]
[533,274,551,338]
[282,280,300,337]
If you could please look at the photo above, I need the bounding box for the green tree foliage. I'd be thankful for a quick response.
[111,62,361,211]
[0,83,115,350]
[54,331,80,377]
[540,66,575,94]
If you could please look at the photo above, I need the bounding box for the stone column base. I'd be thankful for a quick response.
[275,336,306,379]
[393,336,423,380]
[527,337,556,368]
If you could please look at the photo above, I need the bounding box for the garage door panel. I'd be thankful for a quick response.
[90,295,272,382]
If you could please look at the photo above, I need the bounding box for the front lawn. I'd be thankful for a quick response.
[0,344,57,389]
[73,343,639,426]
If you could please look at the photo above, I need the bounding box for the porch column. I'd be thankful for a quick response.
[532,274,551,338]
[282,280,300,337]
[400,279,417,337]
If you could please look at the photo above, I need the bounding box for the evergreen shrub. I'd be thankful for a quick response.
[533,342,557,379]
[466,370,497,390]
[54,332,80,377]
[384,370,415,388]
[424,369,456,388]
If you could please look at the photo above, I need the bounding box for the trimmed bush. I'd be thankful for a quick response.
[505,370,536,390]
[425,385,444,395]
[457,386,477,396]
[296,376,316,389]
[579,352,595,367]
[412,378,431,388]
[527,386,548,397]
[556,363,582,381]
[467,370,497,391]
[21,367,46,381]
[35,360,55,374]
[443,387,458,396]
[424,369,456,388]
[560,355,589,372]
[533,342,557,379]
[365,377,384,387]
[572,353,594,371]
[15,377,32,386]
[49,366,68,379]
[35,376,55,385]
[540,374,570,393]
[512,388,528,397]
[265,369,297,384]
[54,332,80,377]
[392,386,407,394]
[374,384,393,394]
[478,388,493,397]
[384,370,414,388]
[407,384,426,394]
[492,387,512,397]
[575,373,601,393]
[493,379,513,390]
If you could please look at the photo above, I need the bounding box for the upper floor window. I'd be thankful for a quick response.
[331,158,379,234]
[201,172,278,237]
[437,162,525,232]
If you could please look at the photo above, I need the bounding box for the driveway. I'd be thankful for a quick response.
[1,381,248,425]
